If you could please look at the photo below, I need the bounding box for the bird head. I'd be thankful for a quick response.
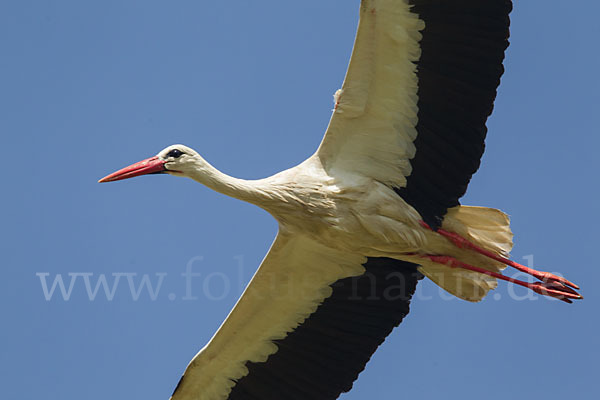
[98,144,200,183]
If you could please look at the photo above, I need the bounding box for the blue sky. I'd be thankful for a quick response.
[1,1,598,399]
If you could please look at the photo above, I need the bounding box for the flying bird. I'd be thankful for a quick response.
[100,0,582,399]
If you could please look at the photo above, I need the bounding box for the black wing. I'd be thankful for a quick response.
[318,0,512,231]
[397,0,512,229]
[226,258,422,400]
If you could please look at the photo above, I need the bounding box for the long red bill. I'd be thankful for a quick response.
[98,156,166,183]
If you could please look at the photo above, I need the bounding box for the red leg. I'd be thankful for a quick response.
[419,220,580,290]
[421,255,582,303]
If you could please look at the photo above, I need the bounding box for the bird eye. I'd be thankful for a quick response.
[167,149,184,158]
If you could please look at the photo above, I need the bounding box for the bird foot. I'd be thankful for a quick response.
[419,221,582,302]
[529,281,581,304]
[421,254,582,303]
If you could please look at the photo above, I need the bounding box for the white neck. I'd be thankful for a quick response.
[186,157,269,205]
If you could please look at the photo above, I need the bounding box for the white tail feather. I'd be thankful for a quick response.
[419,206,514,302]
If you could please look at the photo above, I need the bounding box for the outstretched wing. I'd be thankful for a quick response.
[316,0,512,229]
[170,233,421,400]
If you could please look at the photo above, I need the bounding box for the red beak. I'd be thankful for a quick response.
[98,156,166,183]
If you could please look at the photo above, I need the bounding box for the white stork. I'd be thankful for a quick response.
[100,0,581,399]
